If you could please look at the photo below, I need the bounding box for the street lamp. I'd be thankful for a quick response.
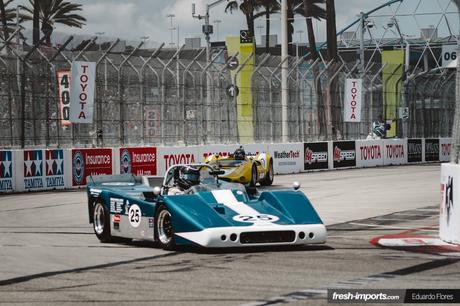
[213,19,221,41]
[167,14,175,48]
[95,32,105,51]
[140,35,149,48]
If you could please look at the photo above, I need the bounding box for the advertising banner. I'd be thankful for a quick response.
[440,138,452,162]
[57,70,71,126]
[70,61,96,123]
[120,147,157,176]
[23,150,45,191]
[157,146,200,176]
[267,143,303,174]
[344,78,362,122]
[382,50,404,137]
[0,150,14,192]
[440,163,460,245]
[356,140,384,168]
[44,149,65,189]
[407,139,423,163]
[304,142,329,170]
[333,141,356,168]
[72,148,113,186]
[383,139,407,165]
[425,138,440,162]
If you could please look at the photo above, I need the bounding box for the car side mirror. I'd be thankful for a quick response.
[209,170,225,176]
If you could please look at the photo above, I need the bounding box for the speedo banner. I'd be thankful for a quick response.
[382,50,404,138]
[120,147,157,176]
[333,141,356,168]
[408,139,423,163]
[425,138,440,162]
[304,142,329,170]
[72,148,113,186]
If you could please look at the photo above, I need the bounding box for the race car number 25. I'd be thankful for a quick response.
[128,204,141,228]
[233,214,279,223]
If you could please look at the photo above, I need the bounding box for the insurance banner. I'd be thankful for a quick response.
[57,70,71,126]
[120,147,157,176]
[70,61,96,123]
[72,148,113,186]
[344,79,362,122]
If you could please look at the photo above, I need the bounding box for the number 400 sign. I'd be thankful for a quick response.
[57,70,71,126]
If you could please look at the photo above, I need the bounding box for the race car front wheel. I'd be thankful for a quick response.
[155,204,176,250]
[93,201,113,243]
[250,164,258,187]
[261,159,274,186]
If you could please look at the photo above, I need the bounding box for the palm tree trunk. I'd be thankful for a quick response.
[33,1,40,45]
[265,4,270,53]
[0,0,8,41]
[326,0,337,61]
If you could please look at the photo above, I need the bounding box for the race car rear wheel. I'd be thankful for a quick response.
[250,164,258,187]
[261,159,274,186]
[155,204,176,250]
[93,201,113,243]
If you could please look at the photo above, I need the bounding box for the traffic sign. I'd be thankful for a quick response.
[240,30,253,44]
[226,85,239,98]
[227,57,239,70]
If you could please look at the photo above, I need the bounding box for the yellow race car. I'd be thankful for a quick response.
[205,147,274,186]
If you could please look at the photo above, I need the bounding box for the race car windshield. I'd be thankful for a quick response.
[214,160,244,167]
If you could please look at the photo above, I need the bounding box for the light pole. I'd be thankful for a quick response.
[281,0,288,143]
[213,19,221,41]
[256,25,264,45]
[167,14,175,48]
[95,32,104,51]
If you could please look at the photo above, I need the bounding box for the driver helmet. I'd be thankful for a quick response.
[177,166,200,190]
[233,146,246,160]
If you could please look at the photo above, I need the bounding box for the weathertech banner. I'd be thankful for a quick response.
[304,142,329,170]
[72,148,113,186]
[333,141,356,168]
[425,138,440,162]
[57,70,71,126]
[70,61,96,123]
[268,143,302,174]
[408,139,423,163]
[0,150,14,192]
[344,79,362,122]
[120,147,157,176]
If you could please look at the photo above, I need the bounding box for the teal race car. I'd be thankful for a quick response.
[87,164,326,250]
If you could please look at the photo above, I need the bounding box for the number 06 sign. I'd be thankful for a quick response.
[442,44,457,69]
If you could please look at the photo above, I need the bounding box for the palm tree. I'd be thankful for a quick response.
[326,0,337,61]
[254,0,279,53]
[225,0,259,38]
[302,0,325,60]
[32,0,39,45]
[0,0,19,41]
[23,0,86,45]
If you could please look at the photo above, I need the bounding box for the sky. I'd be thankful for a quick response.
[12,0,460,48]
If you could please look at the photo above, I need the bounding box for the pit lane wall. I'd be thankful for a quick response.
[0,138,451,193]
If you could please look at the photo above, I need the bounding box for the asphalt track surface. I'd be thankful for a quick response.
[1,164,458,305]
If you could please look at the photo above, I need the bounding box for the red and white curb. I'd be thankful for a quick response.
[370,227,460,257]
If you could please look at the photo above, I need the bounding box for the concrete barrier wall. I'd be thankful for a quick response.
[0,138,453,193]
[440,163,460,245]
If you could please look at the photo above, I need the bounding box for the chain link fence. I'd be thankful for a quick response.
[0,39,455,148]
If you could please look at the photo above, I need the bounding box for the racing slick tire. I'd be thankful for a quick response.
[93,201,113,243]
[249,164,258,187]
[261,159,274,186]
[155,204,176,250]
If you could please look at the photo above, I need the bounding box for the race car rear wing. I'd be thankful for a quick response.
[86,174,135,185]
